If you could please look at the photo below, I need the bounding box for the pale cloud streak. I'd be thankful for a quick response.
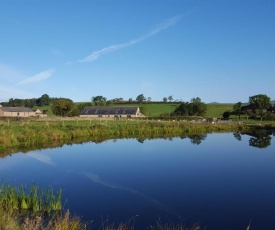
[78,15,181,62]
[16,69,55,86]
[80,171,179,216]
[0,63,21,82]
[27,152,55,166]
[0,84,33,102]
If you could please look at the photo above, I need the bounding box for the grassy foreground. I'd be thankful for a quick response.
[0,183,84,230]
[0,183,201,230]
[0,182,251,230]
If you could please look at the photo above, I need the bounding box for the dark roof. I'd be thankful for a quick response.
[241,104,256,111]
[81,106,139,115]
[0,107,35,113]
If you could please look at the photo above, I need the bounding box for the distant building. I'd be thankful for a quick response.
[80,106,144,118]
[241,104,256,112]
[0,106,36,117]
[34,109,48,118]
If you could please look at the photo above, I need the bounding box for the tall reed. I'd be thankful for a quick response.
[0,183,62,214]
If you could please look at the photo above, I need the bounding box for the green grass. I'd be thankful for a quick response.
[205,103,234,118]
[134,103,179,117]
[0,183,62,214]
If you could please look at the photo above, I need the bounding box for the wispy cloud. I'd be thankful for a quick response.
[0,84,33,102]
[77,15,181,62]
[0,63,21,82]
[16,69,55,86]
[80,171,179,217]
[27,152,55,166]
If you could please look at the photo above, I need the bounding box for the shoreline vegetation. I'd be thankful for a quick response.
[1,117,274,158]
[0,117,251,154]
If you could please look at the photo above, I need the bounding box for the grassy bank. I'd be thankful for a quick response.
[0,119,246,151]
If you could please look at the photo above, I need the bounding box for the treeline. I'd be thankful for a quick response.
[226,94,275,121]
[1,94,71,108]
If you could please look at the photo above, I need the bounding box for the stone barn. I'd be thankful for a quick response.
[80,106,144,118]
[0,106,36,117]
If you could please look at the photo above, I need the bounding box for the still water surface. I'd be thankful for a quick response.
[1,132,275,229]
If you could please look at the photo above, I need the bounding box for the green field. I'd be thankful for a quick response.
[33,102,263,121]
[206,103,234,118]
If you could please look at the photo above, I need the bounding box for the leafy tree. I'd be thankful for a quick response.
[68,107,80,117]
[265,112,275,121]
[188,97,207,116]
[37,94,50,106]
[8,98,24,107]
[223,111,231,120]
[245,109,256,120]
[173,102,190,116]
[77,102,93,111]
[249,94,271,121]
[168,95,173,102]
[24,98,37,108]
[173,97,207,116]
[128,98,133,102]
[92,95,107,106]
[147,97,152,102]
[51,99,74,116]
[163,97,168,103]
[136,94,146,103]
[233,102,242,120]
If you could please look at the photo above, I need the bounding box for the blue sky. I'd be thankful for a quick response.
[0,0,274,103]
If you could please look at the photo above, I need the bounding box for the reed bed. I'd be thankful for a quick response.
[0,183,84,230]
[0,183,62,214]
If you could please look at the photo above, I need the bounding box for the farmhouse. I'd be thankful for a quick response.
[80,106,144,118]
[0,106,36,117]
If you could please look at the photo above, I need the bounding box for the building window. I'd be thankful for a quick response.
[17,112,20,116]
[127,115,131,118]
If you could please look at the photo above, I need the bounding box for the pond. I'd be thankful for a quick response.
[1,130,275,229]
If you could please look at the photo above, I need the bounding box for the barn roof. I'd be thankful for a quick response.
[0,107,35,113]
[81,106,139,115]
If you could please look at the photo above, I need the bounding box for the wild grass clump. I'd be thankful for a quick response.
[0,182,85,230]
[0,183,62,214]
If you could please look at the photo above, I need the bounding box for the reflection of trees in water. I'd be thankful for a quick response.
[233,129,274,148]
[137,138,145,143]
[248,129,272,148]
[188,134,207,145]
[249,135,271,148]
[233,132,242,141]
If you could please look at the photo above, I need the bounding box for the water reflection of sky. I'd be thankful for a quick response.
[1,133,275,230]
